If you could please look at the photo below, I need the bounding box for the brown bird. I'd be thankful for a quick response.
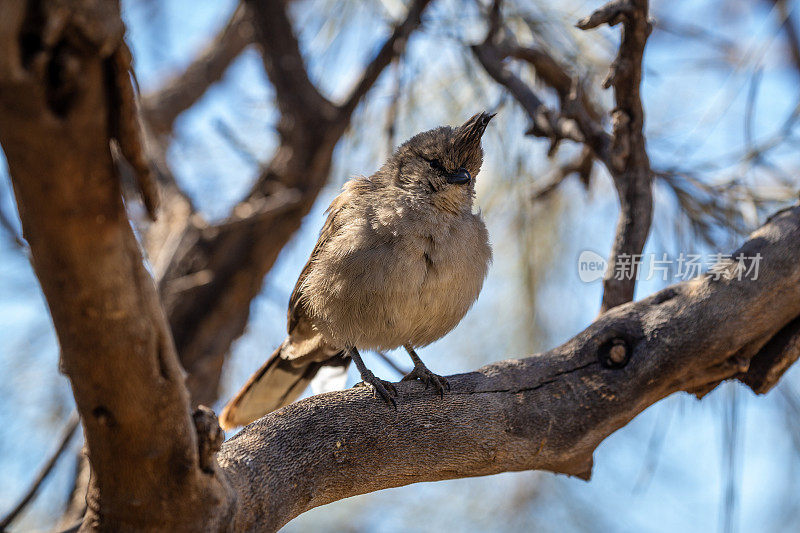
[219,112,494,429]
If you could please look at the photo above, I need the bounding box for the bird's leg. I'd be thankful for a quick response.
[401,345,450,397]
[350,347,397,408]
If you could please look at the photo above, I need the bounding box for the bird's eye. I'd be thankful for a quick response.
[428,159,446,173]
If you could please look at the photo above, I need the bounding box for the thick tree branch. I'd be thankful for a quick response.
[141,3,254,137]
[0,3,232,528]
[217,207,800,532]
[246,0,337,123]
[578,0,654,312]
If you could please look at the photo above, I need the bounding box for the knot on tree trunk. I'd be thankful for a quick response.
[193,405,224,474]
[599,337,631,368]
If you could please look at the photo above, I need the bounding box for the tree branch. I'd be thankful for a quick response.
[577,0,654,312]
[109,42,160,219]
[337,0,432,119]
[508,45,591,114]
[141,3,254,137]
[216,206,800,532]
[246,0,336,124]
[472,40,587,154]
[471,5,611,164]
[0,3,232,528]
[474,1,653,312]
[769,0,800,78]
[0,413,79,530]
[575,0,633,30]
[531,146,594,201]
[0,195,25,249]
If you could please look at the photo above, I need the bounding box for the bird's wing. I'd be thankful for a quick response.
[220,190,358,429]
[287,189,349,334]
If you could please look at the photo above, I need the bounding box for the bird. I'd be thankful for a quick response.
[218,112,494,429]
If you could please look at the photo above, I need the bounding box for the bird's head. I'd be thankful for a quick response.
[382,112,495,212]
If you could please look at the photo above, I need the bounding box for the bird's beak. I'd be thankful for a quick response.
[446,167,471,184]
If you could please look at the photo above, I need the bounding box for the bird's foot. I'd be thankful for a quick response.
[354,370,397,408]
[401,364,450,398]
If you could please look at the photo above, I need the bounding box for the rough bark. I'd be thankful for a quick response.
[577,0,654,311]
[217,206,800,532]
[0,2,232,530]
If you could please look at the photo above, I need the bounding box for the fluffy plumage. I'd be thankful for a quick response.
[219,112,494,429]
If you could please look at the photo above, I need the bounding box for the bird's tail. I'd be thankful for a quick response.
[219,341,346,430]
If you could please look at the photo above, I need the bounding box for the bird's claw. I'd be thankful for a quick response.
[354,371,397,408]
[401,364,450,398]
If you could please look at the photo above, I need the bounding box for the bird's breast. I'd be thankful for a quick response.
[302,212,491,351]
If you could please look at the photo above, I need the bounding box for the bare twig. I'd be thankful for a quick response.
[508,46,576,101]
[213,118,260,167]
[577,0,654,312]
[374,351,410,376]
[654,17,737,55]
[575,0,634,30]
[770,0,800,77]
[0,413,80,530]
[142,3,254,136]
[384,60,402,156]
[338,0,432,120]
[531,146,594,201]
[471,3,611,163]
[472,40,585,154]
[508,45,604,128]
